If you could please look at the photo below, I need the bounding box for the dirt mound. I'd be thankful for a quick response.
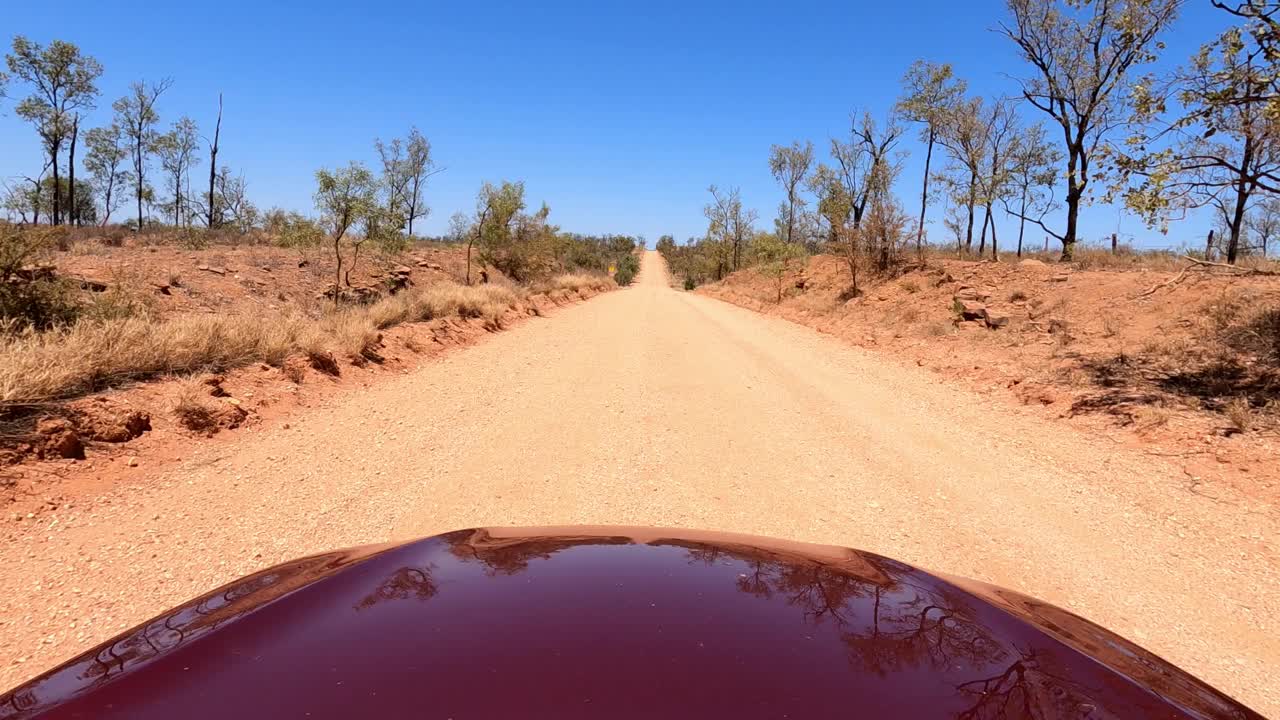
[701,253,1280,502]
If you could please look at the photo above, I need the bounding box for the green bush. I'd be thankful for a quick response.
[614,254,640,286]
[684,276,697,291]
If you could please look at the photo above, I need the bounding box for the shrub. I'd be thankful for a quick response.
[0,225,83,330]
[614,254,640,286]
[684,276,697,291]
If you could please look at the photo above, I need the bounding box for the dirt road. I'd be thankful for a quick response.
[2,251,1276,714]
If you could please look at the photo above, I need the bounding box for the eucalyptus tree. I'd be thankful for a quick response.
[976,98,1019,259]
[1119,21,1280,263]
[999,0,1180,260]
[768,141,815,244]
[936,96,988,254]
[705,185,756,272]
[5,36,104,226]
[83,122,131,225]
[156,116,201,227]
[1001,123,1061,256]
[113,79,172,229]
[315,162,379,295]
[897,61,967,255]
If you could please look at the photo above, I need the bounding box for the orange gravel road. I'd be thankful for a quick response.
[2,251,1276,715]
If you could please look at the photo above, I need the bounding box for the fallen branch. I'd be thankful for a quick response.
[1180,255,1280,276]
[1135,265,1193,299]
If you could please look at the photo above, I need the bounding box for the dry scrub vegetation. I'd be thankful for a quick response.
[0,222,621,463]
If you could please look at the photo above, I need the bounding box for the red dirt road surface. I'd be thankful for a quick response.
[2,251,1276,715]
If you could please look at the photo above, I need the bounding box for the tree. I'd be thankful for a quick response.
[208,166,257,233]
[205,93,222,228]
[897,61,967,257]
[314,162,379,299]
[465,181,524,285]
[1210,1,1280,116]
[1120,23,1280,264]
[401,128,437,236]
[999,0,1181,260]
[68,113,81,225]
[768,140,814,243]
[1001,123,1061,256]
[1246,195,1280,256]
[750,232,807,302]
[155,116,201,227]
[705,185,756,273]
[113,79,172,230]
[936,96,989,254]
[375,127,440,237]
[975,98,1019,259]
[6,37,104,226]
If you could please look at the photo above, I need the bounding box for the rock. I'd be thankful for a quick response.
[392,265,413,276]
[15,263,58,282]
[202,374,230,397]
[953,286,991,302]
[126,457,139,467]
[307,350,341,376]
[35,418,85,460]
[197,264,228,275]
[1049,273,1070,282]
[151,283,172,295]
[1018,258,1047,268]
[297,259,310,268]
[984,311,1011,329]
[77,408,152,443]
[68,275,110,292]
[953,298,988,321]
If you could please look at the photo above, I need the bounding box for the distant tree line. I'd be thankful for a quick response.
[665,0,1280,292]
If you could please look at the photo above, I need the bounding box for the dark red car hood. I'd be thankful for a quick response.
[0,527,1262,719]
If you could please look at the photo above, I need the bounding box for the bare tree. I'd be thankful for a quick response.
[113,79,172,230]
[68,114,81,225]
[1246,195,1280,256]
[999,0,1181,260]
[5,37,103,226]
[897,61,967,256]
[768,141,815,243]
[205,93,222,228]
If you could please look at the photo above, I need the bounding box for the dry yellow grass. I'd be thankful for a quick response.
[0,276,597,407]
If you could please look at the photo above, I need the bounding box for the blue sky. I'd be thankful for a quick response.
[0,0,1236,248]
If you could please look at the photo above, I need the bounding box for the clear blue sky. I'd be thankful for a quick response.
[0,0,1235,248]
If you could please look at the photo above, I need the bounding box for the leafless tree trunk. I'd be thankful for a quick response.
[1016,185,1028,257]
[50,135,62,226]
[206,93,222,229]
[916,127,934,258]
[1206,229,1216,261]
[68,115,80,226]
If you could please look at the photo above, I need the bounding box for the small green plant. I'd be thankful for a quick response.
[684,276,697,291]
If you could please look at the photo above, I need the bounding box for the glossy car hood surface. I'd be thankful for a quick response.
[0,527,1262,719]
